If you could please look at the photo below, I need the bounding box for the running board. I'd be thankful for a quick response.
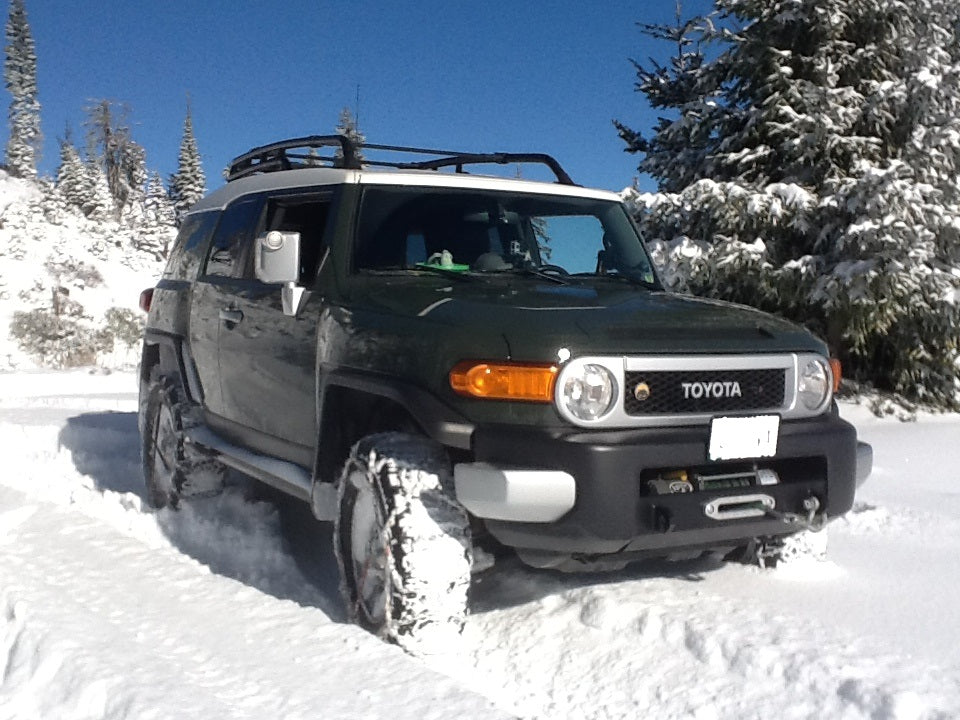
[185,425,313,503]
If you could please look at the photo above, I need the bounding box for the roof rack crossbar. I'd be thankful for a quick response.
[395,152,575,185]
[227,135,358,181]
[225,137,575,185]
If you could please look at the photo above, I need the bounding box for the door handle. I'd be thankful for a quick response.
[219,308,243,324]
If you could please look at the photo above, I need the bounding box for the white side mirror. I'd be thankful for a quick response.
[255,230,301,284]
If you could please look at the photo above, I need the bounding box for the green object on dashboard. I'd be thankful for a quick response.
[416,261,471,272]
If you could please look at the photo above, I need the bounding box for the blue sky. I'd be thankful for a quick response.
[22,0,714,193]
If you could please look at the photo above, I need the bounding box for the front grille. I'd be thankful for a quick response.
[623,368,785,415]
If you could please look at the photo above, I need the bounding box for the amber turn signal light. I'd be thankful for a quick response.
[829,358,842,393]
[449,361,558,402]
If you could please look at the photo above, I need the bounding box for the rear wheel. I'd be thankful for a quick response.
[141,370,226,509]
[334,432,472,653]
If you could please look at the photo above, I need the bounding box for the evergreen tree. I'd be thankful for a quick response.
[334,106,365,166]
[621,0,960,407]
[144,171,173,224]
[117,138,146,222]
[137,171,175,258]
[82,154,113,220]
[55,129,89,212]
[615,5,728,193]
[169,101,205,217]
[4,0,40,179]
[84,99,147,217]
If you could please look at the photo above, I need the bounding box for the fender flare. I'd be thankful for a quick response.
[141,329,204,406]
[312,369,474,487]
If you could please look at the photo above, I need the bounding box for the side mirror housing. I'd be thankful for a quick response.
[255,230,300,284]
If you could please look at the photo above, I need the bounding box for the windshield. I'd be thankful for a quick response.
[353,186,658,285]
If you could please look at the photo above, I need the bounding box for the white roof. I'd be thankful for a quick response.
[189,166,620,214]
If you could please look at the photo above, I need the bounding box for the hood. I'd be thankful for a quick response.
[352,276,826,359]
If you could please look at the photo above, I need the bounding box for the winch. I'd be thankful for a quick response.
[646,466,780,495]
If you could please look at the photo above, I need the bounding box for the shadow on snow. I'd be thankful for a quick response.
[469,552,724,615]
[57,411,345,620]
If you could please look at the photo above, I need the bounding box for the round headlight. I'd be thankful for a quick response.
[559,363,617,421]
[798,359,830,410]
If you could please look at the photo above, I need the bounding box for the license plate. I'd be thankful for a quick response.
[708,415,779,461]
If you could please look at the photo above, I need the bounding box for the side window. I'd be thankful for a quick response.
[250,195,332,282]
[203,197,263,278]
[162,211,219,280]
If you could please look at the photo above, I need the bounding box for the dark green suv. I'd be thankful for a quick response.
[138,136,870,650]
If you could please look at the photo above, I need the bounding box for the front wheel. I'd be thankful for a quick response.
[334,433,472,653]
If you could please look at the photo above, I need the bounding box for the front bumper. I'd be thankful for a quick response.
[458,414,861,556]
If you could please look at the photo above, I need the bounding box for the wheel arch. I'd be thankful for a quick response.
[141,330,205,402]
[313,370,474,486]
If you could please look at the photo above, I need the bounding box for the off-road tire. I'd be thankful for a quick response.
[141,370,226,509]
[334,432,472,653]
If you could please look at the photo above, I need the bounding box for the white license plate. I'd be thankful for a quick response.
[708,415,780,461]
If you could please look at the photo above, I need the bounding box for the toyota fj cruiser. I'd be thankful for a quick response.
[138,136,871,647]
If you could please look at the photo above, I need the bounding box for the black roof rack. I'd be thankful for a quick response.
[225,136,576,185]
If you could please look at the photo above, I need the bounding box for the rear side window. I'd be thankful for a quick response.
[162,211,219,280]
[203,198,263,278]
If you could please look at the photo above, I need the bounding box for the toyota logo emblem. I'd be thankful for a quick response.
[634,382,651,402]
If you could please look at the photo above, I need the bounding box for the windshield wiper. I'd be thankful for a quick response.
[361,266,476,282]
[575,270,659,291]
[506,266,571,285]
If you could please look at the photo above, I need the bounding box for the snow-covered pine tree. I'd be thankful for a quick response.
[615,5,728,194]
[169,102,205,217]
[136,172,175,259]
[83,100,147,218]
[117,138,146,222]
[621,0,960,407]
[334,106,365,166]
[144,171,173,223]
[55,131,88,212]
[4,0,40,179]
[82,153,113,221]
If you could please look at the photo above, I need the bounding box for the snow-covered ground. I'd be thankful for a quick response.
[2,370,960,720]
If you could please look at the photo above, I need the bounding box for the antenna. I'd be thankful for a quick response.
[355,84,361,130]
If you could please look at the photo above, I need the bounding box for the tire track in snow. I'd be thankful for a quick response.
[0,505,36,545]
[0,375,512,719]
[0,482,509,719]
[1,585,117,720]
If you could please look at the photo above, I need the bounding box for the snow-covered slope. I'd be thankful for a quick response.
[0,170,166,371]
[2,372,960,719]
